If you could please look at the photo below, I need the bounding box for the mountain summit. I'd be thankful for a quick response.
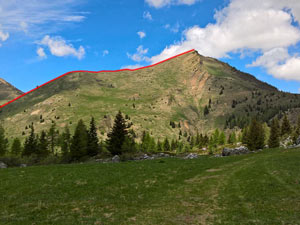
[0,78,23,106]
[1,50,300,139]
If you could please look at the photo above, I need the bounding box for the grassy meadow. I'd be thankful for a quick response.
[1,148,300,224]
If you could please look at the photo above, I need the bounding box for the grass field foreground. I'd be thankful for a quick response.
[1,148,300,224]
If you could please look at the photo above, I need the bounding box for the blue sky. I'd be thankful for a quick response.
[0,0,300,93]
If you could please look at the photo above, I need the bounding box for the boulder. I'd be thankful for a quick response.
[222,146,250,156]
[112,155,120,163]
[0,161,7,169]
[20,164,27,168]
[296,136,300,145]
[184,153,198,159]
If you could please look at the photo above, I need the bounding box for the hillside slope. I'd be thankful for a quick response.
[0,78,23,106]
[1,51,300,139]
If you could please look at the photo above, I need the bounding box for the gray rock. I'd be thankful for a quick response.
[0,161,7,169]
[20,164,27,168]
[222,146,250,156]
[296,136,300,145]
[112,155,120,163]
[184,153,198,159]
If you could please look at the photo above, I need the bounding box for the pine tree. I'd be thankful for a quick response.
[218,131,226,145]
[48,122,59,155]
[204,105,209,116]
[247,119,265,151]
[87,117,99,157]
[268,118,280,148]
[228,132,237,144]
[70,120,88,160]
[11,138,22,156]
[121,136,136,153]
[23,124,38,157]
[156,140,163,152]
[0,125,8,156]
[106,111,128,155]
[59,126,71,156]
[281,114,291,136]
[38,130,49,157]
[163,137,170,151]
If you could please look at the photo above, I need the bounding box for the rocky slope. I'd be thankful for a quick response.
[0,78,23,106]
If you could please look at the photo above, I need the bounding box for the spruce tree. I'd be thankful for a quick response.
[11,138,22,156]
[163,137,170,151]
[48,122,59,155]
[281,114,291,136]
[38,130,49,157]
[228,132,237,144]
[87,117,99,156]
[107,111,128,155]
[0,125,8,156]
[218,131,226,145]
[268,118,280,148]
[156,140,163,152]
[60,126,71,157]
[247,119,265,151]
[23,124,38,157]
[70,120,88,160]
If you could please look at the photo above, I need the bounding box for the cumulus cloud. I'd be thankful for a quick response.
[39,35,85,60]
[102,50,109,56]
[127,45,150,62]
[143,11,153,21]
[151,0,300,81]
[137,31,146,39]
[145,0,198,8]
[36,47,47,59]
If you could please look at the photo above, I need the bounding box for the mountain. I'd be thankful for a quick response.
[0,78,23,106]
[1,50,300,140]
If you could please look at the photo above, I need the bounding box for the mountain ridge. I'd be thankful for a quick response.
[1,50,299,140]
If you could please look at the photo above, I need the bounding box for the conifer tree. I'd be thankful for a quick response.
[48,122,59,155]
[70,120,88,160]
[23,124,38,157]
[219,131,226,145]
[281,114,291,136]
[60,126,71,156]
[87,117,99,156]
[156,140,163,152]
[121,136,136,153]
[228,132,237,144]
[38,130,49,157]
[11,138,22,156]
[268,118,280,148]
[107,111,128,155]
[163,137,170,151]
[0,125,8,156]
[247,119,265,151]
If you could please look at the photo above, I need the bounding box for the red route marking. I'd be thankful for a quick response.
[0,49,195,109]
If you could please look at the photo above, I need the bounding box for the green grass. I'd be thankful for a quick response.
[1,148,300,224]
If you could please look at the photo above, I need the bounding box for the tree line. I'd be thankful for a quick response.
[0,111,300,162]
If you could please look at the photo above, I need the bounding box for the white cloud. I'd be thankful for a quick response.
[0,30,9,41]
[268,57,300,81]
[127,45,150,62]
[151,0,300,81]
[137,31,146,39]
[103,50,109,56]
[145,0,198,8]
[143,11,153,20]
[36,47,47,59]
[0,0,86,37]
[39,35,85,60]
[121,64,144,69]
[164,22,180,33]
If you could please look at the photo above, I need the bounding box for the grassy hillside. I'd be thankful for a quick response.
[0,148,299,224]
[1,51,300,140]
[0,78,23,106]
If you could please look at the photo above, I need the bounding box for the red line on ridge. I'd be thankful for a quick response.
[0,49,195,109]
